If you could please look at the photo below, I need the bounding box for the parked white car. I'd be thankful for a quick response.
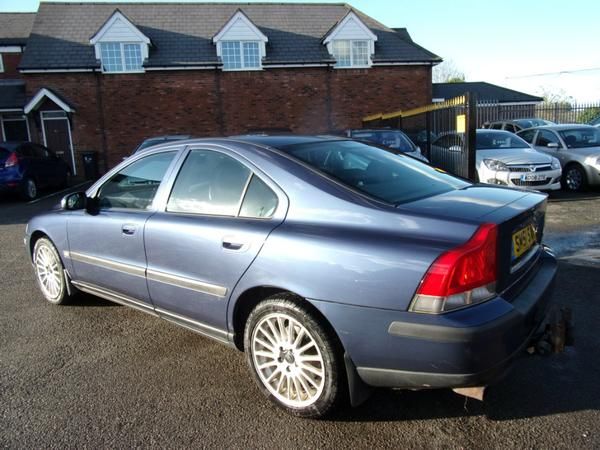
[432,130,562,191]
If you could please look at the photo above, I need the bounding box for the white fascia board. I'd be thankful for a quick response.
[323,11,378,45]
[24,88,74,114]
[0,46,23,53]
[90,10,150,46]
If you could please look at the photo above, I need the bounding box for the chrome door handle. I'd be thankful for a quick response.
[122,224,136,235]
[222,241,244,251]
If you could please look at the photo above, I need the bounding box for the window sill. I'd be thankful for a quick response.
[333,65,372,70]
[101,70,146,75]
[221,67,264,72]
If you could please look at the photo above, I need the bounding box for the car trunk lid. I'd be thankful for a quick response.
[402,185,547,295]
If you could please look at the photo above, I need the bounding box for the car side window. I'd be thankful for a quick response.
[490,123,502,130]
[518,129,536,143]
[536,130,560,147]
[239,175,278,219]
[504,124,516,133]
[97,151,176,210]
[167,150,252,216]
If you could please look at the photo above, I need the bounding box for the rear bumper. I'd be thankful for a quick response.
[311,250,557,390]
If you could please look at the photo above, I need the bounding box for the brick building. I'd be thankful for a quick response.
[0,2,440,176]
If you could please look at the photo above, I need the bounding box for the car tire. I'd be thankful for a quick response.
[22,177,37,201]
[244,295,344,418]
[561,164,587,192]
[33,237,70,305]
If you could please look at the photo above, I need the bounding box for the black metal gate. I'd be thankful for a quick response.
[362,93,477,180]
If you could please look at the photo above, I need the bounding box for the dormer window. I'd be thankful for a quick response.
[90,10,150,74]
[213,10,268,71]
[221,41,260,70]
[100,42,143,72]
[323,11,377,69]
[331,40,369,68]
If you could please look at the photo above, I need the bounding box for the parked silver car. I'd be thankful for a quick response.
[517,125,600,191]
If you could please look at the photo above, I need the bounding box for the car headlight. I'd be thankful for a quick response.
[483,159,508,171]
[551,158,561,170]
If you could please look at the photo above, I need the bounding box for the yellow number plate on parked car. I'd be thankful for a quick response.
[512,224,537,259]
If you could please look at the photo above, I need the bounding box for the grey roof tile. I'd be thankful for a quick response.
[20,2,440,69]
[433,82,543,103]
[0,13,36,46]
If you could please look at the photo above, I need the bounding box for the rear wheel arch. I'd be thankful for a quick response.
[231,287,345,355]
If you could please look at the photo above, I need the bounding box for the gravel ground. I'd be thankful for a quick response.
[0,186,599,448]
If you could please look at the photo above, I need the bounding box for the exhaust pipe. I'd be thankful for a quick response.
[452,386,486,401]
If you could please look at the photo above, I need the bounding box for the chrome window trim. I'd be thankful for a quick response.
[147,269,227,297]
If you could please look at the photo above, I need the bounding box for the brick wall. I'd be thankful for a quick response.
[24,65,432,172]
[0,53,23,79]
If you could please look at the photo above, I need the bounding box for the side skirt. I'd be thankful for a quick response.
[70,280,235,347]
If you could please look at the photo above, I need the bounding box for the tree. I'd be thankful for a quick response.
[432,60,466,83]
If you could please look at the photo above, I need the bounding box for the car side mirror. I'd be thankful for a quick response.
[547,142,559,149]
[61,192,87,211]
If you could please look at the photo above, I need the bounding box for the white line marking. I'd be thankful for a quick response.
[27,182,90,204]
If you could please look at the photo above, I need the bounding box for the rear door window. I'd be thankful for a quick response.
[167,150,251,216]
[518,129,536,143]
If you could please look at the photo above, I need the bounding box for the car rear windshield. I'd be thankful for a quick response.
[514,119,554,128]
[477,131,530,150]
[559,128,600,148]
[281,140,468,205]
[351,131,415,153]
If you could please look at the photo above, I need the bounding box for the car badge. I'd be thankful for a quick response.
[529,165,536,172]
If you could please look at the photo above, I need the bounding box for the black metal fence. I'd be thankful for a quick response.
[363,94,477,179]
[477,100,600,127]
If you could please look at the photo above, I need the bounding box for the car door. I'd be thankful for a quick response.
[143,145,287,337]
[534,130,567,164]
[66,150,180,308]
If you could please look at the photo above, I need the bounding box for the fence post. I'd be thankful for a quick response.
[425,111,432,160]
[466,92,477,181]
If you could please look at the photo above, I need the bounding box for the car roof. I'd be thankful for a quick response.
[228,135,345,148]
[527,124,596,131]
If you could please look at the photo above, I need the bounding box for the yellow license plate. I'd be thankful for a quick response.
[512,224,537,259]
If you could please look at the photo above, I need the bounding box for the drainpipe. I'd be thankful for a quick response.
[94,70,109,173]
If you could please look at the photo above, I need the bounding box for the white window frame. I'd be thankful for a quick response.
[331,39,372,69]
[0,114,31,141]
[0,54,4,73]
[99,42,144,74]
[219,41,263,71]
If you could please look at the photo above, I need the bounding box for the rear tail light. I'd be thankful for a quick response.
[410,223,498,314]
[5,152,19,168]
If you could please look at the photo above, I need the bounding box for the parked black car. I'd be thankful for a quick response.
[0,141,70,200]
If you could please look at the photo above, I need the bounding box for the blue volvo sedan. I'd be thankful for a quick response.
[26,136,556,417]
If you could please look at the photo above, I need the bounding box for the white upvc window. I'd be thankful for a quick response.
[99,42,143,73]
[221,41,261,70]
[332,40,370,68]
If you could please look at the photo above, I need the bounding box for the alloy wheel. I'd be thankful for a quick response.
[34,243,63,301]
[565,167,583,191]
[251,312,325,408]
[26,179,37,199]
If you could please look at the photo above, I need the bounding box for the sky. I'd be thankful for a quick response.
[2,0,599,102]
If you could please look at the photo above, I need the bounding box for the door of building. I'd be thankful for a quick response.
[42,111,75,175]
